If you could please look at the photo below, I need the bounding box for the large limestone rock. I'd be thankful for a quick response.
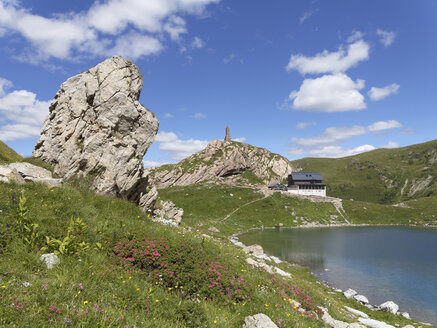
[33,56,159,209]
[149,139,293,189]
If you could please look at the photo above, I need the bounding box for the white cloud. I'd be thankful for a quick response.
[164,113,174,118]
[191,36,204,49]
[299,9,317,24]
[308,144,376,158]
[291,120,402,148]
[154,131,209,161]
[296,121,316,129]
[0,79,50,141]
[286,40,370,75]
[288,147,304,156]
[288,73,366,112]
[223,53,237,64]
[234,137,246,143]
[108,32,163,59]
[347,30,364,43]
[368,120,402,132]
[0,0,219,61]
[368,83,399,101]
[377,29,396,47]
[0,77,13,96]
[192,112,206,119]
[143,160,169,168]
[381,141,399,149]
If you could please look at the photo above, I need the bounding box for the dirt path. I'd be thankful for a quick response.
[221,194,270,222]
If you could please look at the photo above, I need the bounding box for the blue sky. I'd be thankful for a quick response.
[0,0,436,166]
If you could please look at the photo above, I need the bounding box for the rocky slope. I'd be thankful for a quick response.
[292,139,437,204]
[33,56,159,210]
[148,139,294,189]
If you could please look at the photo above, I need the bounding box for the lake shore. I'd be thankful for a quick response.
[233,224,437,326]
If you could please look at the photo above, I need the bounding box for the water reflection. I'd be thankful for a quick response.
[239,226,437,325]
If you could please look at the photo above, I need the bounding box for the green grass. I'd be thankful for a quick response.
[1,180,428,327]
[292,139,437,204]
[159,183,437,237]
[1,139,435,327]
[0,141,23,164]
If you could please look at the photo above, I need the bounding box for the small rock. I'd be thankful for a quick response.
[358,318,395,328]
[344,306,369,318]
[208,227,220,233]
[402,325,414,328]
[39,253,60,269]
[380,301,399,314]
[243,313,278,328]
[230,193,233,197]
[401,313,411,320]
[344,288,357,299]
[354,295,369,304]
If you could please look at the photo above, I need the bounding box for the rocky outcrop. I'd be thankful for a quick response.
[154,200,183,225]
[0,162,62,188]
[149,140,293,189]
[33,56,159,210]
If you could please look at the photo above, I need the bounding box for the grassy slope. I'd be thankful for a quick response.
[0,141,23,164]
[159,184,437,238]
[291,139,437,204]
[0,185,423,327]
[1,144,435,327]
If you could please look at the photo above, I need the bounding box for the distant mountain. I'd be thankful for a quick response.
[148,139,293,189]
[0,141,23,164]
[291,139,437,204]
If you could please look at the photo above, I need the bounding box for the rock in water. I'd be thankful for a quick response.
[33,56,159,210]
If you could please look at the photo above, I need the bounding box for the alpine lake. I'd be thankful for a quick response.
[239,226,437,325]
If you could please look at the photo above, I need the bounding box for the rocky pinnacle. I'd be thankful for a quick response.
[33,56,159,210]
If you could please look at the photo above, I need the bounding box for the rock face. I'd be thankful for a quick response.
[148,139,293,189]
[243,313,278,328]
[33,56,159,210]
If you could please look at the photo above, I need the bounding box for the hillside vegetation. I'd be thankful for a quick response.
[0,141,23,164]
[0,151,425,327]
[292,140,437,204]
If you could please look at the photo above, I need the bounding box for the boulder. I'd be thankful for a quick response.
[9,162,63,187]
[358,318,395,328]
[0,165,25,184]
[33,56,159,211]
[344,306,369,318]
[354,295,369,304]
[344,288,357,299]
[242,313,278,328]
[39,253,60,269]
[379,301,399,314]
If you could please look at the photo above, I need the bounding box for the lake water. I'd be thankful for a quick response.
[239,226,437,325]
